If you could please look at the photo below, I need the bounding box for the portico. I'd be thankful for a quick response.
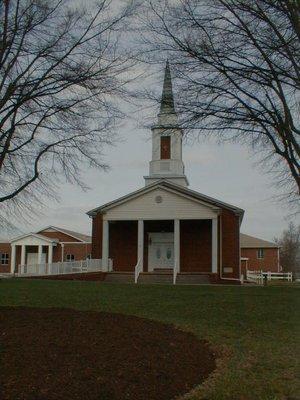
[101,217,218,274]
[10,233,57,273]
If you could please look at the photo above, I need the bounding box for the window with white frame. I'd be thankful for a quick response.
[257,249,264,259]
[1,253,9,265]
[66,254,75,262]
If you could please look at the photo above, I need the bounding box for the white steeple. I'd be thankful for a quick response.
[144,61,189,187]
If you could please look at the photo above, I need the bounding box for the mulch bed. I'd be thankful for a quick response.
[0,307,215,400]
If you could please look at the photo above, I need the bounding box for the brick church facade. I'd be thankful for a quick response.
[87,62,245,283]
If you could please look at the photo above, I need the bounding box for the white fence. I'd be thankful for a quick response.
[246,270,293,284]
[17,259,109,276]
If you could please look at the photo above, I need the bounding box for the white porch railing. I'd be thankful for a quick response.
[246,270,293,284]
[17,259,105,276]
[173,258,179,285]
[246,270,263,285]
[134,258,142,284]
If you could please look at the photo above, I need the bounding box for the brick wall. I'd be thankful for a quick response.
[0,243,11,273]
[241,248,279,272]
[56,243,92,262]
[221,209,240,279]
[180,220,212,272]
[109,221,137,271]
[91,214,103,259]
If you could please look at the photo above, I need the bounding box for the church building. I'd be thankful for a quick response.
[0,63,281,281]
[87,62,245,284]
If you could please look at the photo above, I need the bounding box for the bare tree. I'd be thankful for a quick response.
[275,222,300,274]
[0,0,135,226]
[141,0,300,206]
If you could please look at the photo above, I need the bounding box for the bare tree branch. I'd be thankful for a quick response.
[141,0,300,207]
[0,0,136,225]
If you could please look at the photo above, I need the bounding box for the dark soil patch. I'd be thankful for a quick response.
[0,307,215,400]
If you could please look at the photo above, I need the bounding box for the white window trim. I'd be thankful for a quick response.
[1,253,9,265]
[66,254,75,262]
[257,249,264,259]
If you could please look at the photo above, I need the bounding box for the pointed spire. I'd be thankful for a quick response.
[160,60,176,114]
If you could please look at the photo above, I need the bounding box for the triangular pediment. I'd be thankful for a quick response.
[102,185,219,221]
[87,180,244,219]
[10,233,58,245]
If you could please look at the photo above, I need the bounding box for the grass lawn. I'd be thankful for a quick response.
[1,279,299,400]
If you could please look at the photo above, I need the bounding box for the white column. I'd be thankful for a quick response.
[61,243,64,262]
[37,245,43,264]
[174,219,180,272]
[212,217,218,273]
[102,220,109,271]
[137,220,144,269]
[48,244,53,264]
[11,244,16,274]
[21,245,26,266]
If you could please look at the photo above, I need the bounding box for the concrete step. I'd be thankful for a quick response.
[176,273,210,285]
[138,272,173,284]
[153,268,173,274]
[104,272,134,284]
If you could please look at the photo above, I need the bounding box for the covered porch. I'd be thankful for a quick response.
[101,218,219,278]
[88,181,238,283]
[10,234,58,274]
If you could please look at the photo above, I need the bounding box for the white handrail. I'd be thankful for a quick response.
[134,258,142,284]
[173,258,178,285]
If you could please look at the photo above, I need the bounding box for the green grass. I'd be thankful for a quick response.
[1,279,299,400]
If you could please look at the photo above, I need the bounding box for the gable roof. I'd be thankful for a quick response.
[38,226,91,242]
[10,233,59,244]
[240,233,279,248]
[87,180,244,219]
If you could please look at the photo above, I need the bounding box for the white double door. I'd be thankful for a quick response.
[148,233,174,271]
[27,252,46,265]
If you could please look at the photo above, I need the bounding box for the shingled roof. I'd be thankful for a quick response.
[240,233,279,248]
[40,226,91,242]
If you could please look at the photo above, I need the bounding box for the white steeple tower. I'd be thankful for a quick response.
[144,61,189,187]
